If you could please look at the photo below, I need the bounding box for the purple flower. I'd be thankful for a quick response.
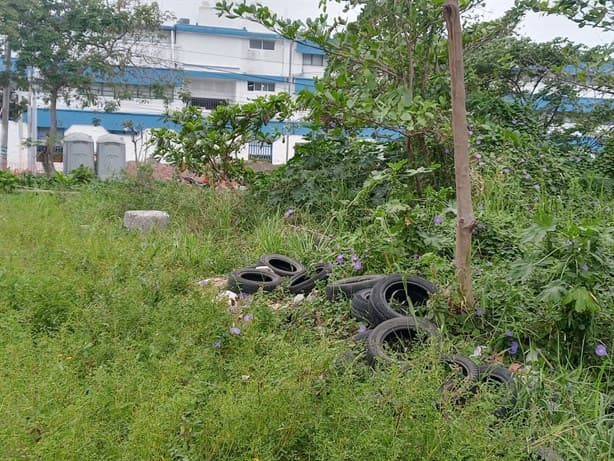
[358,325,368,333]
[575,157,582,163]
[229,326,241,335]
[212,339,222,348]
[511,119,518,125]
[412,253,421,259]
[335,254,345,264]
[566,239,573,245]
[478,161,486,166]
[351,253,359,262]
[284,209,295,218]
[243,312,253,322]
[475,268,482,276]
[444,147,450,154]
[542,167,548,172]
[581,263,589,272]
[473,153,482,159]
[533,184,540,191]
[476,139,482,145]
[476,307,483,317]
[503,168,511,174]
[351,261,363,271]
[239,293,253,303]
[433,215,443,225]
[595,344,607,357]
[523,173,531,180]
[510,341,519,355]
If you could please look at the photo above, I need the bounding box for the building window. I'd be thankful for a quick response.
[249,39,275,50]
[248,142,273,162]
[303,54,324,66]
[188,97,228,110]
[247,81,275,92]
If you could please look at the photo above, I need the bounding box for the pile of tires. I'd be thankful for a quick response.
[330,272,515,407]
[226,258,515,407]
[227,253,332,295]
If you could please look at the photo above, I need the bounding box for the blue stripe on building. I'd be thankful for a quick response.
[296,41,325,55]
[170,23,280,40]
[31,109,175,131]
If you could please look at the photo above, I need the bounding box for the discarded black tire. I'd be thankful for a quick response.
[287,271,316,295]
[478,364,514,385]
[325,274,386,301]
[478,364,517,418]
[441,354,479,380]
[369,274,437,324]
[350,289,374,325]
[312,262,333,282]
[366,316,439,368]
[227,268,282,294]
[287,262,333,295]
[258,254,304,277]
[437,354,480,409]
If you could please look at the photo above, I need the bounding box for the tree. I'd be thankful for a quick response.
[217,0,528,191]
[520,0,613,32]
[150,93,294,183]
[444,0,475,307]
[14,0,167,175]
[0,0,37,170]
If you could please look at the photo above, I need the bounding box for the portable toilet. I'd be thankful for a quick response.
[96,134,126,180]
[63,132,94,175]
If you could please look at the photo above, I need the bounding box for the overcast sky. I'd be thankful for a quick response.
[154,0,613,47]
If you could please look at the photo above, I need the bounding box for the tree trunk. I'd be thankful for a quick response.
[1,43,10,171]
[443,0,475,308]
[42,92,58,175]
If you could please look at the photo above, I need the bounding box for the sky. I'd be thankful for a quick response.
[154,0,613,47]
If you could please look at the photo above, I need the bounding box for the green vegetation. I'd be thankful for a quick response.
[1,0,612,458]
[0,168,612,459]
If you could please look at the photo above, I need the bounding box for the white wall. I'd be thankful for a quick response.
[236,134,304,165]
[187,77,236,100]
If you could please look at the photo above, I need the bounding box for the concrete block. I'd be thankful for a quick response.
[124,210,170,233]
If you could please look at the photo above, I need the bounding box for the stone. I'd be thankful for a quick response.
[123,210,170,233]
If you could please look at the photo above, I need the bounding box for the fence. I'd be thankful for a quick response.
[248,142,273,162]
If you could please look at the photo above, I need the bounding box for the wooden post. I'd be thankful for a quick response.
[443,0,475,308]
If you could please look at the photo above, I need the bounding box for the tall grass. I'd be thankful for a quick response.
[0,182,611,459]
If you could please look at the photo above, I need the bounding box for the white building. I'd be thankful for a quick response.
[6,1,326,171]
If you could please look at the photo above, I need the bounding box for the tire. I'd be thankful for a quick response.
[369,274,437,324]
[258,254,304,277]
[325,274,386,301]
[366,316,440,367]
[227,268,282,294]
[287,271,316,295]
[312,262,333,282]
[478,364,514,385]
[287,262,333,295]
[478,364,517,418]
[441,354,479,380]
[437,354,480,409]
[350,289,374,325]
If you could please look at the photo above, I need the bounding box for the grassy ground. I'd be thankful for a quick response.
[0,180,611,460]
